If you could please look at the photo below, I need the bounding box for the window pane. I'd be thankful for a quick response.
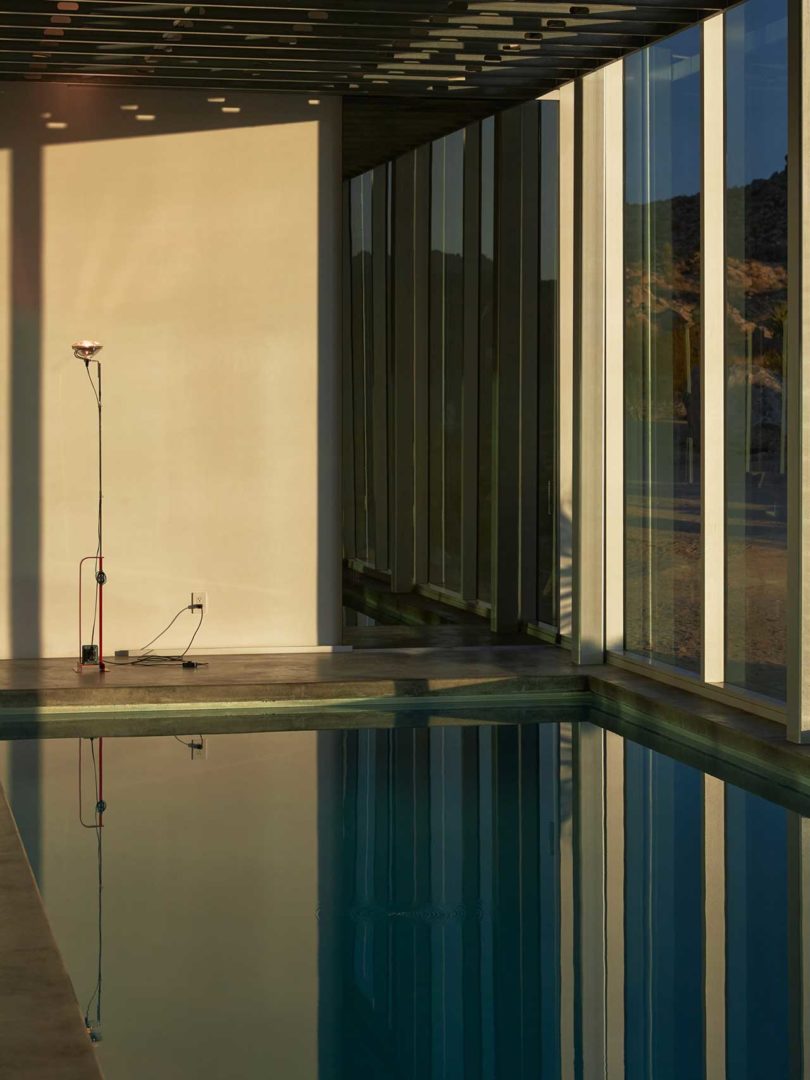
[478,117,495,604]
[386,163,395,572]
[349,171,374,562]
[341,186,356,560]
[624,28,702,671]
[429,139,445,586]
[537,101,560,627]
[429,130,465,592]
[724,0,788,699]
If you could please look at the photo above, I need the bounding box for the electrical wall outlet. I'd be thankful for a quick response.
[190,592,207,614]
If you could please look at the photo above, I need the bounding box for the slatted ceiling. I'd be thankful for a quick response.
[343,95,511,177]
[0,0,727,175]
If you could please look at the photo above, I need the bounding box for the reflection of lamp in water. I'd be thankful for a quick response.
[78,736,105,1045]
[73,340,107,674]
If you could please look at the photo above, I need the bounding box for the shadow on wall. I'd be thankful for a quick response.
[1,81,337,881]
[318,103,343,645]
[9,121,43,878]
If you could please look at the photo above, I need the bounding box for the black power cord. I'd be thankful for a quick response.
[173,735,204,751]
[140,605,190,653]
[108,605,208,668]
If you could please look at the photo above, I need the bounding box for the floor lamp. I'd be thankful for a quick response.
[74,339,107,674]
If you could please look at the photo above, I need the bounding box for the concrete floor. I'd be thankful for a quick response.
[0,633,807,800]
[0,632,582,711]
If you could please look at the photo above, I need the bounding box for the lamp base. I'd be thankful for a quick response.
[78,556,106,675]
[75,661,107,675]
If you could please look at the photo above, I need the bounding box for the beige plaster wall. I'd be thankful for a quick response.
[0,83,342,658]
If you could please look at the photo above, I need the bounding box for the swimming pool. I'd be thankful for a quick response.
[1,707,806,1079]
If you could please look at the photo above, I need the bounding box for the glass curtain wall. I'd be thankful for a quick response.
[342,103,560,630]
[428,130,465,594]
[624,28,703,672]
[724,0,788,700]
[450,102,560,623]
[345,15,794,710]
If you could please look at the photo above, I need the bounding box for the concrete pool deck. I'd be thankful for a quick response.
[0,633,806,799]
[0,648,582,708]
[0,785,102,1079]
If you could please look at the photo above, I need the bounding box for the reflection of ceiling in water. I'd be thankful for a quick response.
[0,0,730,174]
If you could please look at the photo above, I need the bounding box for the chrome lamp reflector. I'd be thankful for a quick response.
[72,340,103,361]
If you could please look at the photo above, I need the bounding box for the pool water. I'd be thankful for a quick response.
[1,711,806,1079]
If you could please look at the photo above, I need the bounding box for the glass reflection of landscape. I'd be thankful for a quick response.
[2,714,806,1079]
[724,0,788,700]
[623,0,788,698]
[623,26,703,672]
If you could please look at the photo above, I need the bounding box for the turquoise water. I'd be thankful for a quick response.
[1,710,806,1079]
